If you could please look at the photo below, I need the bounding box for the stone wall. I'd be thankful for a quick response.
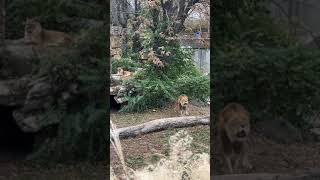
[110,26,124,60]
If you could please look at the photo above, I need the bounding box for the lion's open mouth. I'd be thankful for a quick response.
[236,130,247,138]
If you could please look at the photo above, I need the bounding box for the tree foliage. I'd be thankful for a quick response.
[213,0,320,128]
[113,0,209,112]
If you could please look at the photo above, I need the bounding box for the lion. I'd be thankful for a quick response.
[24,17,73,47]
[177,95,189,116]
[117,67,133,77]
[218,102,252,174]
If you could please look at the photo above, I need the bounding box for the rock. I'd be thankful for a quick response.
[13,109,60,133]
[114,96,126,104]
[255,118,302,143]
[13,112,40,132]
[0,75,72,132]
[310,128,320,135]
[305,110,320,128]
[26,82,51,99]
[310,128,320,141]
[111,74,123,86]
[0,77,30,106]
[3,39,36,76]
[110,85,121,95]
[22,80,52,112]
[0,39,85,136]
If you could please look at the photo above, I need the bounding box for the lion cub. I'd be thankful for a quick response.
[218,103,252,174]
[24,18,73,47]
[177,95,189,116]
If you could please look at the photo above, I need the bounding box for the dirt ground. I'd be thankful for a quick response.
[110,103,210,176]
[212,126,320,175]
[0,153,106,180]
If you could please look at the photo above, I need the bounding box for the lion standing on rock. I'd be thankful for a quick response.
[24,17,74,47]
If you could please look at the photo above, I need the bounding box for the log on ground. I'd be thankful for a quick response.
[113,115,210,139]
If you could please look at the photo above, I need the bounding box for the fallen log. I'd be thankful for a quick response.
[113,115,210,139]
[213,169,320,180]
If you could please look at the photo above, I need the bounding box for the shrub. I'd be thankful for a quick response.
[174,75,210,101]
[213,44,320,128]
[111,57,139,74]
[120,78,176,112]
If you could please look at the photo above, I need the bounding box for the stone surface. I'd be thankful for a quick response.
[0,41,80,133]
[255,118,302,143]
[0,77,30,106]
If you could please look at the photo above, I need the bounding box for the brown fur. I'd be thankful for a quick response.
[24,18,73,47]
[117,67,132,77]
[218,103,252,174]
[177,95,189,116]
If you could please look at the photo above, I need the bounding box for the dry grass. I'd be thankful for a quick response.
[110,120,210,180]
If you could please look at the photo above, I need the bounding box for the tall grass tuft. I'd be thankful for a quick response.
[110,122,210,180]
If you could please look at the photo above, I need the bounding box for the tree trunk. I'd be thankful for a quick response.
[111,0,133,27]
[162,0,200,33]
[113,116,210,139]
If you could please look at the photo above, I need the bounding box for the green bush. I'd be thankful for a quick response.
[111,57,139,74]
[120,48,209,112]
[121,78,176,112]
[213,44,320,128]
[174,75,210,101]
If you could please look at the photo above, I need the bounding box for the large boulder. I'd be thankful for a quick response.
[255,118,302,143]
[0,40,80,133]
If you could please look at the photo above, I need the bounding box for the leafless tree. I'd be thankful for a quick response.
[111,0,134,27]
[161,0,203,33]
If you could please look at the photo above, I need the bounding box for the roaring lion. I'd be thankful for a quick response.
[218,103,252,174]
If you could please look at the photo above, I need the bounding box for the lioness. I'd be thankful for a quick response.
[24,17,73,47]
